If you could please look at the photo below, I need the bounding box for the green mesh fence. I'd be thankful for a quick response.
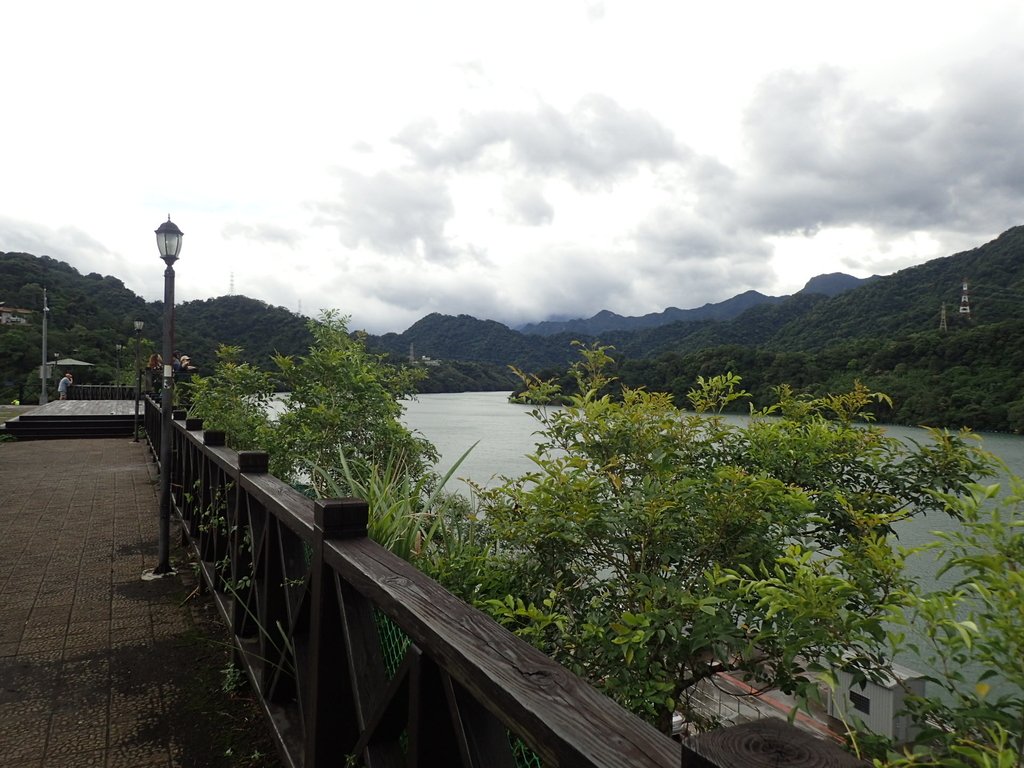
[374,609,411,680]
[372,610,543,767]
[510,735,543,768]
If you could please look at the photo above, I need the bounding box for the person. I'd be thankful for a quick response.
[58,371,73,400]
[148,353,162,392]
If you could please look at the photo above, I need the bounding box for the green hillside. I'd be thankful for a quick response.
[0,252,312,402]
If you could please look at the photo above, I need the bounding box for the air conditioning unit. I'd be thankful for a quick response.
[828,662,926,746]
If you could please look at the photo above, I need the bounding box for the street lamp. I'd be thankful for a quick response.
[154,216,183,576]
[115,343,123,386]
[133,320,144,442]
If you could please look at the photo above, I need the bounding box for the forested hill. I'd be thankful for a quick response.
[0,251,311,397]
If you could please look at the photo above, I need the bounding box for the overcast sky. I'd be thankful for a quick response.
[2,2,1022,334]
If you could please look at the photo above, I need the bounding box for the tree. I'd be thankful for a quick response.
[269,311,434,494]
[424,344,998,737]
[185,345,276,451]
[187,312,434,493]
[878,479,1024,767]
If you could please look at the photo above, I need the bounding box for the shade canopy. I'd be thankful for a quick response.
[54,358,94,366]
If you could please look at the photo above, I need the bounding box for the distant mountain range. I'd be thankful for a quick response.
[516,273,874,337]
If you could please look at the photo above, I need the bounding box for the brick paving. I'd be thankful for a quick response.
[0,439,277,768]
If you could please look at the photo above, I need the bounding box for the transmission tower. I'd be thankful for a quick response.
[959,278,971,317]
[229,272,235,295]
[939,303,948,331]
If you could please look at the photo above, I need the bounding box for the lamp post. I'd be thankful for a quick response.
[133,320,143,442]
[115,343,123,386]
[154,216,183,576]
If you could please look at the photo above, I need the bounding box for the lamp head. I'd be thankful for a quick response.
[155,216,184,265]
[134,320,144,332]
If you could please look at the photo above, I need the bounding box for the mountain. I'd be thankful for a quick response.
[517,274,871,337]
[797,272,877,297]
[763,226,1024,352]
[175,295,313,370]
[0,251,312,397]
[371,313,577,372]
[362,273,875,367]
[516,290,783,336]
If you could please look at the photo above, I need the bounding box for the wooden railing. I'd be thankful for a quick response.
[143,396,865,768]
[69,383,135,400]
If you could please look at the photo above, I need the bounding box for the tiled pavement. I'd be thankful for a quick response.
[0,438,276,768]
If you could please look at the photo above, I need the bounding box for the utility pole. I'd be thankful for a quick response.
[39,288,49,404]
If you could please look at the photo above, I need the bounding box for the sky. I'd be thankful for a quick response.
[2,2,1022,334]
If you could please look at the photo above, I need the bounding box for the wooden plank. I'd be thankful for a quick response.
[25,400,136,417]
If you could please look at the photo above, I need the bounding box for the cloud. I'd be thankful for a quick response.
[222,221,302,248]
[504,181,554,225]
[633,210,775,299]
[312,168,461,264]
[393,94,682,184]
[735,54,1024,239]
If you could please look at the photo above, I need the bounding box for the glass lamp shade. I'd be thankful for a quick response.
[155,217,184,262]
[134,320,144,332]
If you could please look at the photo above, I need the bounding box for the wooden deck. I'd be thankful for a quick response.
[27,400,138,416]
[1,400,139,439]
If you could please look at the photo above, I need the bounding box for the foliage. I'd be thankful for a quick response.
[185,345,276,451]
[414,358,519,393]
[268,311,435,494]
[877,479,1024,767]
[614,318,1024,433]
[306,445,474,563]
[424,344,998,737]
[186,312,460,570]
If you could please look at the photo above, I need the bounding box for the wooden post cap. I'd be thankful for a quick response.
[238,451,269,474]
[203,430,226,447]
[314,498,369,539]
[684,720,865,767]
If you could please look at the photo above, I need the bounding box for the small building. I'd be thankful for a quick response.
[0,304,33,325]
[827,662,926,746]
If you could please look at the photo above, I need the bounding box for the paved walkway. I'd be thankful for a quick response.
[0,439,277,768]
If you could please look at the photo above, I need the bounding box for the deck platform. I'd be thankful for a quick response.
[1,401,139,440]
